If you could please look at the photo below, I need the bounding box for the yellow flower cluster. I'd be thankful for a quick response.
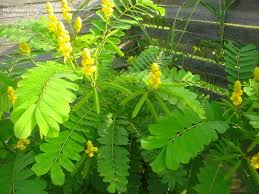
[7,86,17,104]
[85,140,98,157]
[148,63,161,89]
[101,0,114,18]
[19,42,31,55]
[230,80,243,106]
[16,139,30,151]
[62,0,72,23]
[251,153,259,169]
[46,2,58,32]
[46,2,72,61]
[81,48,96,76]
[254,67,259,82]
[46,2,53,14]
[74,16,82,34]
[56,21,73,61]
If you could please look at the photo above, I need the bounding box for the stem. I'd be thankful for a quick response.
[69,58,77,73]
[29,55,37,66]
[94,86,100,114]
[129,121,141,137]
[175,0,201,50]
[69,22,75,37]
[94,21,109,82]
[219,0,226,44]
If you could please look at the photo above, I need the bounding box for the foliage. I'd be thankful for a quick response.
[32,130,86,185]
[128,46,171,72]
[201,0,238,42]
[194,160,232,194]
[0,152,47,194]
[224,42,259,88]
[141,104,229,173]
[97,115,130,193]
[11,62,80,139]
[0,17,55,52]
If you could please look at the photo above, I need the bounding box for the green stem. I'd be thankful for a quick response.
[29,55,37,66]
[175,0,201,49]
[94,86,100,114]
[219,0,226,44]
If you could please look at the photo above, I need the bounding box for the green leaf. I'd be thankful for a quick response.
[146,98,159,121]
[11,61,80,138]
[102,82,132,94]
[97,115,129,193]
[169,67,200,86]
[224,42,259,88]
[0,72,15,93]
[128,46,170,72]
[147,171,168,194]
[194,160,232,194]
[150,147,167,173]
[0,94,12,118]
[120,89,146,105]
[141,107,229,172]
[160,167,187,190]
[245,113,259,129]
[159,86,205,119]
[127,141,142,194]
[132,93,148,118]
[0,152,48,194]
[51,163,65,186]
[14,104,36,138]
[106,38,124,57]
[32,130,86,185]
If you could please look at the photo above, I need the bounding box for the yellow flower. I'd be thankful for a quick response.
[45,3,72,60]
[61,0,69,8]
[16,138,30,151]
[81,48,96,76]
[254,67,259,82]
[148,63,161,89]
[102,0,114,7]
[48,14,58,32]
[251,153,259,169]
[101,0,114,18]
[230,80,243,106]
[102,5,114,18]
[56,22,67,36]
[74,16,82,34]
[19,42,31,55]
[46,2,54,15]
[58,42,73,61]
[56,21,72,61]
[82,66,96,76]
[45,2,58,33]
[85,140,98,157]
[230,93,242,106]
[233,80,242,94]
[61,0,72,22]
[7,86,17,104]
[82,48,94,66]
